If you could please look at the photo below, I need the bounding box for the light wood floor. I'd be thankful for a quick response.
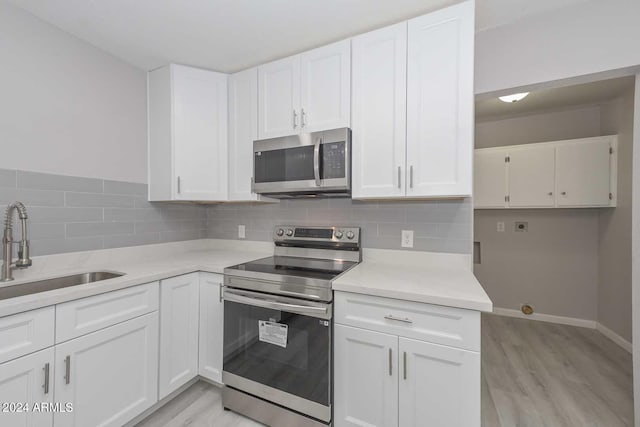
[137,314,633,427]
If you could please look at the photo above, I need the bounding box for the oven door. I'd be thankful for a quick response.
[223,287,332,422]
[252,128,350,195]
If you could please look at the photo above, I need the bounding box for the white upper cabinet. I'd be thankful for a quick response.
[299,40,351,133]
[351,22,407,199]
[148,64,228,201]
[508,145,555,207]
[228,67,268,201]
[474,135,617,209]
[352,1,474,200]
[258,56,300,139]
[258,40,351,139]
[556,138,613,207]
[406,0,474,198]
[473,149,507,208]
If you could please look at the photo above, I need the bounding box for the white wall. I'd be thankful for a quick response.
[632,74,640,427]
[475,0,640,95]
[598,89,634,342]
[0,1,147,183]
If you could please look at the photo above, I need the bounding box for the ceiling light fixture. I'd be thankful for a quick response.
[498,92,529,103]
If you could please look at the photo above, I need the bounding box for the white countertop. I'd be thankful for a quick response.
[0,240,492,317]
[333,249,493,312]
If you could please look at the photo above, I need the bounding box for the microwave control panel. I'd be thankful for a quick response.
[322,141,346,179]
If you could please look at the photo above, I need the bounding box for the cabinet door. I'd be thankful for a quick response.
[172,64,228,201]
[334,324,398,427]
[556,139,611,207]
[351,22,407,199]
[0,348,54,427]
[228,68,259,201]
[159,273,199,399]
[406,0,474,197]
[198,273,223,384]
[508,145,555,207]
[300,40,351,132]
[258,56,300,139]
[399,337,480,427]
[473,149,507,208]
[53,313,159,427]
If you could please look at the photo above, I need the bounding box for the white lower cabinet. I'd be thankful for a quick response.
[334,325,398,427]
[158,273,200,399]
[53,312,159,427]
[0,347,54,427]
[398,337,480,427]
[198,272,223,383]
[334,292,481,427]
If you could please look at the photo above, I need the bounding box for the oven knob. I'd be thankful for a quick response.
[346,231,355,240]
[276,228,284,237]
[334,230,344,239]
[286,229,294,236]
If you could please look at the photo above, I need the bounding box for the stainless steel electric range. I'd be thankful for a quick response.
[222,225,361,427]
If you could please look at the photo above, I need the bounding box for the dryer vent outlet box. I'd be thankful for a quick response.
[515,222,528,232]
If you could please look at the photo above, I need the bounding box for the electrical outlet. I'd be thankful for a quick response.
[515,221,528,232]
[497,222,505,232]
[401,230,414,248]
[238,225,246,239]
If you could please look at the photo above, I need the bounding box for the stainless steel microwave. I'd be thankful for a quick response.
[251,128,351,198]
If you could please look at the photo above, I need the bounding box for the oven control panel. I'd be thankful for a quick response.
[273,225,360,244]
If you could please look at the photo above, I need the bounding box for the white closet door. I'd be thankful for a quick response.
[474,149,507,208]
[508,145,555,207]
[556,139,611,207]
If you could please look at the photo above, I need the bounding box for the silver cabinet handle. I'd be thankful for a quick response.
[388,348,392,376]
[313,137,321,187]
[561,191,567,196]
[177,176,181,194]
[384,314,413,324]
[409,166,414,189]
[64,355,71,385]
[43,362,50,394]
[301,108,306,128]
[293,110,298,129]
[397,166,401,189]
[548,192,553,196]
[403,351,407,380]
[219,284,223,303]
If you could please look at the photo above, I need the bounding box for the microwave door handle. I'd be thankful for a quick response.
[313,137,321,186]
[224,290,328,317]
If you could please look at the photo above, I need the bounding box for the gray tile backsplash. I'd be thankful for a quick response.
[0,168,472,256]
[206,198,472,254]
[0,169,207,256]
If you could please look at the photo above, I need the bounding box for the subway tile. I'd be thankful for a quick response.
[104,208,138,222]
[28,223,66,240]
[244,229,273,241]
[28,207,103,223]
[103,233,160,249]
[436,223,471,240]
[159,229,203,243]
[0,187,65,207]
[65,192,135,208]
[134,220,183,233]
[66,222,134,238]
[135,208,165,221]
[18,170,103,193]
[0,169,17,187]
[103,180,147,196]
[31,236,104,256]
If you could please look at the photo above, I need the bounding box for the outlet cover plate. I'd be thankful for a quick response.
[401,230,414,248]
[238,225,246,239]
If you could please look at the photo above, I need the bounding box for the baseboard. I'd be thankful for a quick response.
[491,307,596,328]
[596,322,632,353]
[491,308,632,353]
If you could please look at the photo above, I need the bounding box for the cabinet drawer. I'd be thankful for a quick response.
[0,307,55,364]
[335,292,479,351]
[56,282,159,342]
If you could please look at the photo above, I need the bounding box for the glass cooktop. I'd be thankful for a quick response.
[225,256,357,282]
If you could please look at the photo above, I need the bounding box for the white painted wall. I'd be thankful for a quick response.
[598,88,634,342]
[475,0,640,95]
[0,1,147,183]
[632,74,640,427]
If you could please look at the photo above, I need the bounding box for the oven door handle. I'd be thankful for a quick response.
[224,289,328,317]
[313,137,322,187]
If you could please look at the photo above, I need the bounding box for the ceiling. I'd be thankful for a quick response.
[6,0,590,72]
[475,76,636,121]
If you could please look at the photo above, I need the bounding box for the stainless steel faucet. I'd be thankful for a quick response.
[2,202,32,281]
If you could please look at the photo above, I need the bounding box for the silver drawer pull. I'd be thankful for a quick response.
[64,355,71,385]
[43,363,50,394]
[384,314,413,324]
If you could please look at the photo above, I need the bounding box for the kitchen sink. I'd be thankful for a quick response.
[0,271,125,301]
